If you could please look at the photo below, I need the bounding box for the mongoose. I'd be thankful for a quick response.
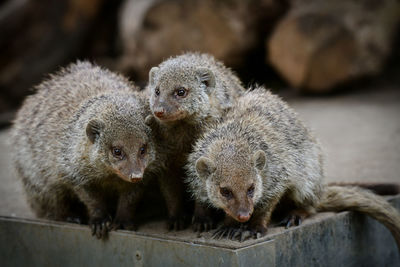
[146,52,245,230]
[186,87,400,251]
[11,61,155,239]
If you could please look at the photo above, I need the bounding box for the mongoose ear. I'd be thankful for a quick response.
[253,150,266,171]
[86,119,105,143]
[149,67,159,86]
[196,68,216,89]
[196,157,216,179]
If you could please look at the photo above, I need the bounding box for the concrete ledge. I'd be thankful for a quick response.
[1,196,399,267]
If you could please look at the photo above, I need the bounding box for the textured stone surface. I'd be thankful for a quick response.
[0,197,399,266]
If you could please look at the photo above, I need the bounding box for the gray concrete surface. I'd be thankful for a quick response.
[0,83,399,219]
[290,86,400,184]
[0,130,34,219]
[1,197,399,266]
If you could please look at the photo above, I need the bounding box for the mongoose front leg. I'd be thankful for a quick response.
[243,208,272,240]
[75,186,112,239]
[192,201,218,232]
[112,185,144,231]
[158,172,186,230]
[62,194,88,225]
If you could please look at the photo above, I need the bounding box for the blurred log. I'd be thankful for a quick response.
[117,0,288,81]
[0,0,105,114]
[267,0,400,92]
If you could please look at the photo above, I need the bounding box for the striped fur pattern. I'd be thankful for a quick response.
[186,87,324,235]
[186,86,400,248]
[143,53,245,230]
[11,61,154,238]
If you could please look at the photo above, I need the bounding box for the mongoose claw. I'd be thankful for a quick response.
[211,227,225,239]
[212,226,238,239]
[239,230,253,242]
[90,215,112,240]
[212,224,267,242]
[237,228,264,242]
[192,215,216,233]
[278,214,303,229]
[167,216,187,231]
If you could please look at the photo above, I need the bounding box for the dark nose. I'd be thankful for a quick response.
[237,211,251,222]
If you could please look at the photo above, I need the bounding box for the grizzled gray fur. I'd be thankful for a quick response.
[186,87,400,248]
[145,52,245,230]
[11,61,155,239]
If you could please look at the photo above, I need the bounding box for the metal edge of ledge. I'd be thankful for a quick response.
[0,195,399,267]
[0,216,276,267]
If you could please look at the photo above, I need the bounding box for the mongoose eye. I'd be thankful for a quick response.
[247,184,255,197]
[155,88,160,96]
[139,144,147,156]
[174,87,187,98]
[112,147,125,160]
[220,187,233,199]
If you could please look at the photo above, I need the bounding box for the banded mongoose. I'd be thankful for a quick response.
[186,87,400,251]
[11,61,155,239]
[146,52,245,230]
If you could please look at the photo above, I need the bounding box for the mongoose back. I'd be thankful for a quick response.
[186,87,400,251]
[145,52,245,230]
[11,61,155,239]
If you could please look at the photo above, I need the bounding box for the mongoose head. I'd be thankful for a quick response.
[148,63,215,123]
[85,99,154,183]
[195,144,266,223]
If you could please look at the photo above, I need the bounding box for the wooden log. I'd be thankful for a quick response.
[116,0,287,81]
[267,0,400,92]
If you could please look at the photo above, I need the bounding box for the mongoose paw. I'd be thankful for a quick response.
[238,229,259,242]
[278,214,303,228]
[167,216,187,231]
[212,224,267,241]
[192,215,216,233]
[240,224,268,241]
[212,226,240,240]
[90,215,112,240]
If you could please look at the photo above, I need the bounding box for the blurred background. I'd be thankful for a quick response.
[0,0,399,218]
[1,0,400,124]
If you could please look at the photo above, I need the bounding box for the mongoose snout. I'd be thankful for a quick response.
[153,110,165,118]
[152,99,188,122]
[236,209,252,223]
